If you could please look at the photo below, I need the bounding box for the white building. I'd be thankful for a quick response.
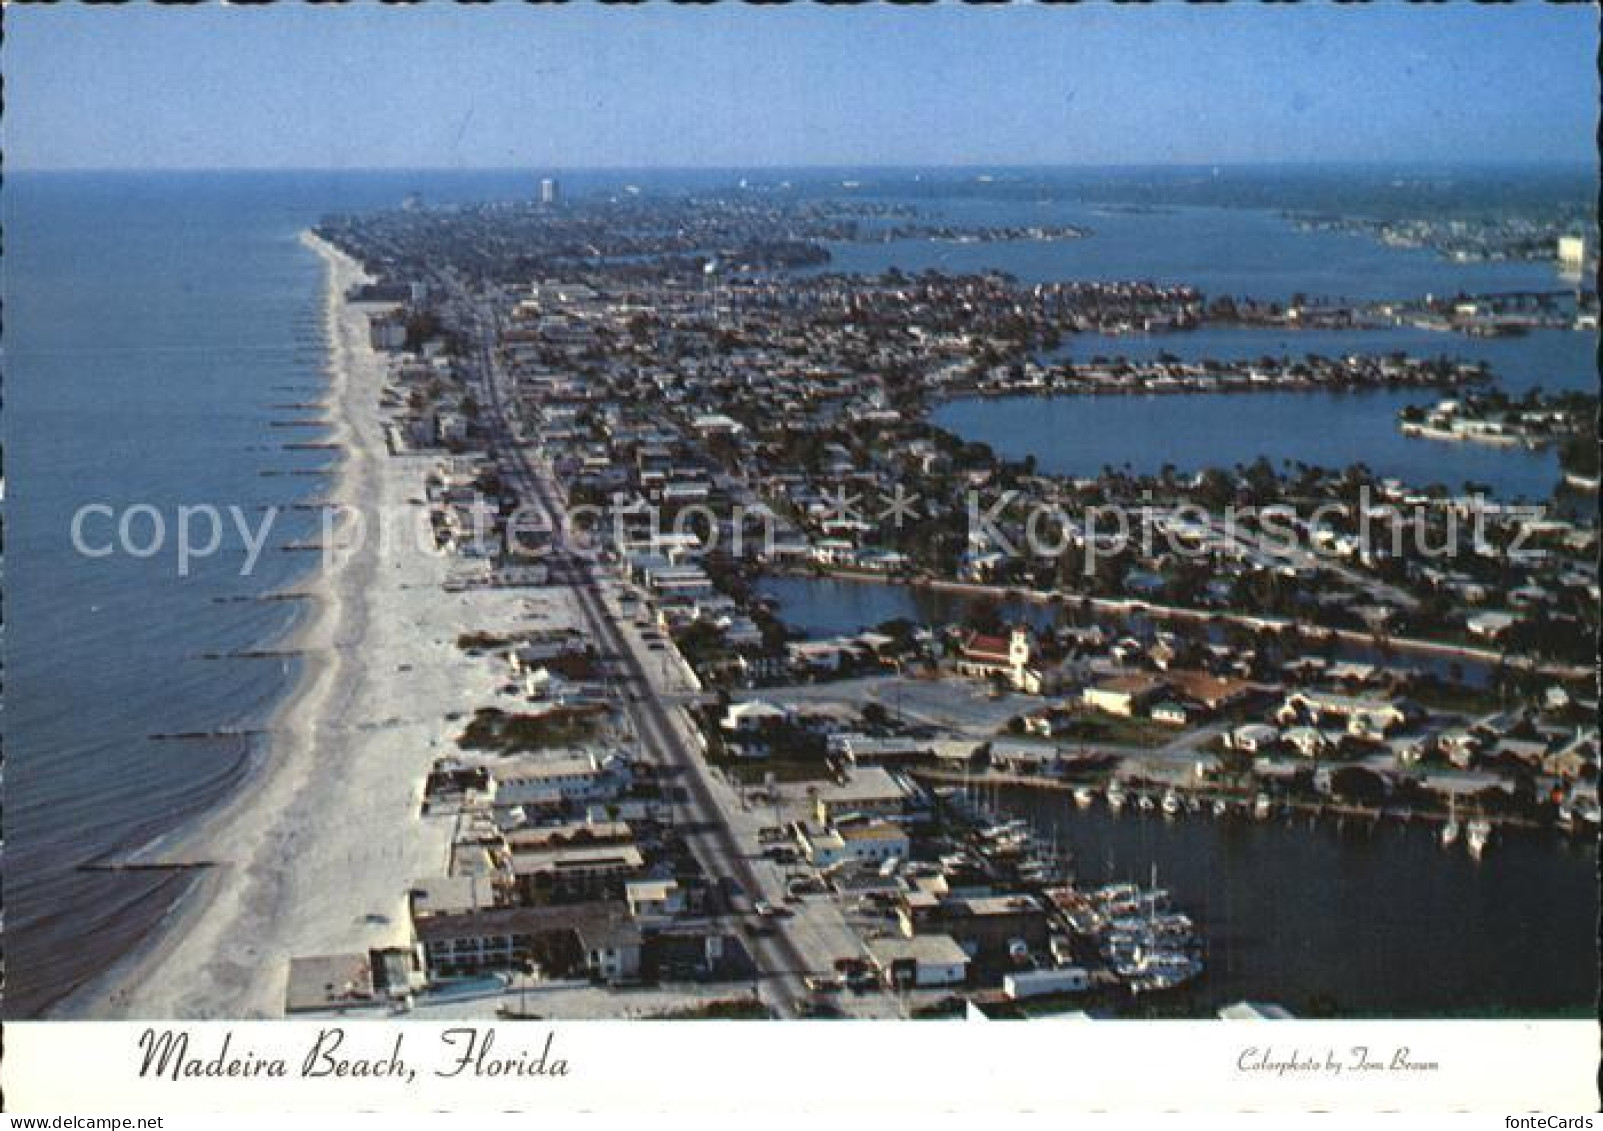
[800,820,910,869]
[491,752,630,806]
[866,934,970,989]
[1558,234,1588,270]
[624,879,685,920]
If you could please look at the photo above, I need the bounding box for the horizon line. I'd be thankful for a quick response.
[8,158,1597,176]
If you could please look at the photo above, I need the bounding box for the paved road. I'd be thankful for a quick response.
[459,295,816,1016]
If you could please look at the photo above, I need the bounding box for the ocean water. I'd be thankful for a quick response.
[0,168,699,1015]
[1,167,1594,1017]
[1,171,535,1016]
[3,175,330,1016]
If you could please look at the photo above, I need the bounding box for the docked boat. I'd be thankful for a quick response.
[1466,818,1492,860]
[1252,792,1273,821]
[1127,952,1205,994]
[1073,785,1095,810]
[1161,789,1182,817]
[1440,818,1461,848]
[1106,781,1127,815]
[1211,798,1229,819]
[1137,793,1156,813]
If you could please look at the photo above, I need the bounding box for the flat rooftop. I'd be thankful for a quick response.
[867,934,970,968]
[285,953,380,1014]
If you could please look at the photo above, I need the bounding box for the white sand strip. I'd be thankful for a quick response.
[68,233,521,1018]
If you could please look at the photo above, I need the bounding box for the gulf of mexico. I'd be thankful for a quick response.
[2,173,343,1016]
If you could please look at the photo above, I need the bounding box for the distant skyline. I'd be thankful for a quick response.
[3,4,1597,172]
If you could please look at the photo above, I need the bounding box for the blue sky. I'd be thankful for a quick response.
[3,3,1597,170]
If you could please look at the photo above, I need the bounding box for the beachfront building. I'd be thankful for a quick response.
[510,843,647,905]
[491,752,632,807]
[368,310,409,351]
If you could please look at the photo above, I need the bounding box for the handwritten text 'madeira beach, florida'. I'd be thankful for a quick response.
[137,1028,570,1084]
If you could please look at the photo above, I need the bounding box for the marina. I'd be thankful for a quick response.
[995,781,1598,1017]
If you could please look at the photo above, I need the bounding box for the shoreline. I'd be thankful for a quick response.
[60,231,476,1018]
[52,231,583,1020]
[56,232,370,1018]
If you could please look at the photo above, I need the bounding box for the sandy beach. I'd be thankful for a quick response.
[68,234,533,1019]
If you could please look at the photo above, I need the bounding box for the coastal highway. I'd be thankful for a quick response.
[459,296,815,1016]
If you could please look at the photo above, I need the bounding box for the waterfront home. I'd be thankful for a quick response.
[1022,703,1079,739]
[1491,736,1552,770]
[1436,728,1483,768]
[1327,661,1380,688]
[716,614,765,650]
[784,638,851,676]
[1418,771,1514,803]
[1150,701,1192,726]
